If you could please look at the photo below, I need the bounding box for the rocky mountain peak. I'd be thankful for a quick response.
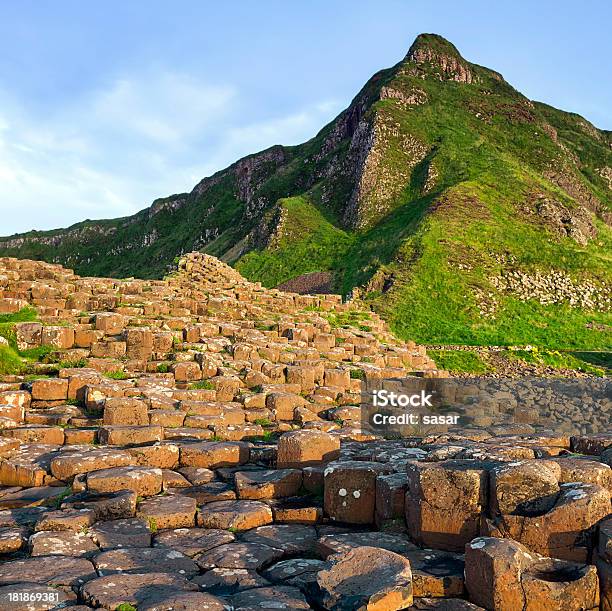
[406,33,463,60]
[403,33,475,83]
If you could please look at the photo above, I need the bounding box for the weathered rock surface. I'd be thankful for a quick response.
[465,536,600,611]
[316,545,414,610]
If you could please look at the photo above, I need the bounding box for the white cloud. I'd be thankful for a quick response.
[0,71,342,236]
[91,73,236,146]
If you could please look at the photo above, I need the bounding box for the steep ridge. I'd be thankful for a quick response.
[1,33,610,348]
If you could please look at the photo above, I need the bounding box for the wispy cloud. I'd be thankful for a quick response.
[0,71,341,235]
[90,73,236,146]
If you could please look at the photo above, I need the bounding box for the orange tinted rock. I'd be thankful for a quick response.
[0,444,58,487]
[0,527,28,553]
[324,368,351,389]
[266,392,308,421]
[35,508,96,532]
[90,339,127,358]
[465,537,538,610]
[149,409,185,427]
[552,456,612,493]
[136,494,197,529]
[487,482,611,562]
[466,536,600,611]
[406,460,490,552]
[0,389,31,415]
[66,370,100,401]
[2,425,64,445]
[0,437,22,457]
[277,430,340,468]
[522,558,600,611]
[126,443,180,469]
[102,397,149,426]
[316,545,413,610]
[74,328,102,348]
[41,326,74,349]
[489,460,560,516]
[87,466,163,497]
[197,500,273,531]
[94,312,126,335]
[172,361,202,383]
[30,378,68,401]
[50,448,135,480]
[14,322,42,350]
[123,327,153,360]
[211,375,241,401]
[235,469,302,499]
[98,425,163,446]
[286,365,316,393]
[179,441,250,468]
[63,428,98,445]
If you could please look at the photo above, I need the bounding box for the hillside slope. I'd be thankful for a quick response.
[1,34,610,349]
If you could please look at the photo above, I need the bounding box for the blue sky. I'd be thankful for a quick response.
[0,1,610,235]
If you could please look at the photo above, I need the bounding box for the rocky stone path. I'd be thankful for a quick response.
[0,253,609,610]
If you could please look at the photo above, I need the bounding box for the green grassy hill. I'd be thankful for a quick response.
[1,34,610,350]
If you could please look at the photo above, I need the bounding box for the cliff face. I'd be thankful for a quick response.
[1,34,610,348]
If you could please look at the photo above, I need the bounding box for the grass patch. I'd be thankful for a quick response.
[46,486,72,509]
[23,373,52,380]
[255,322,277,332]
[570,351,611,373]
[59,357,88,369]
[104,370,130,380]
[253,417,273,427]
[20,345,56,361]
[0,306,38,324]
[188,379,214,390]
[324,310,371,329]
[0,344,26,375]
[429,349,491,374]
[236,195,354,289]
[503,348,607,376]
[0,307,49,375]
[252,429,277,442]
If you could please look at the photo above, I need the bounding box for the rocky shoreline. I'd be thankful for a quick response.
[0,253,609,610]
